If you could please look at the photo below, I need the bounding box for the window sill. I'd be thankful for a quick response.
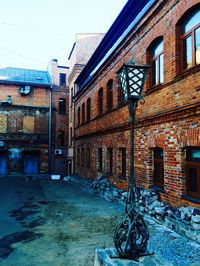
[181,194,200,204]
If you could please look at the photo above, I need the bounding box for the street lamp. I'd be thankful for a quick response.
[114,62,150,259]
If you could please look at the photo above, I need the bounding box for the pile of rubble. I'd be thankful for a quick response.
[90,175,200,243]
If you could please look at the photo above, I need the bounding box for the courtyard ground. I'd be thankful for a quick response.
[0,175,200,266]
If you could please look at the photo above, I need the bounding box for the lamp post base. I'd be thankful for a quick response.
[113,205,150,259]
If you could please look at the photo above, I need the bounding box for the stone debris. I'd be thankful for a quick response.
[89,174,200,244]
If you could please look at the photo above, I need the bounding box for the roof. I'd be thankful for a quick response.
[75,0,156,94]
[0,67,52,87]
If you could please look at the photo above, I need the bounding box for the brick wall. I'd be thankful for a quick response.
[74,0,200,208]
[0,84,50,174]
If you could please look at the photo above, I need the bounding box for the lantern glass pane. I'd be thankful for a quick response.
[119,68,128,101]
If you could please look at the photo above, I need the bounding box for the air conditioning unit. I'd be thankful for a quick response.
[19,85,31,95]
[55,149,62,155]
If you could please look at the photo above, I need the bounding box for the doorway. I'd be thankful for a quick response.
[24,151,39,175]
[0,151,7,175]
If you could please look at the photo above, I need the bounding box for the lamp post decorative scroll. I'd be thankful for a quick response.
[113,62,151,259]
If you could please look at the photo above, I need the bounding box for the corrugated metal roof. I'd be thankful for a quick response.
[75,0,156,93]
[0,67,52,86]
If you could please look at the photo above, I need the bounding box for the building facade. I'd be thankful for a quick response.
[67,33,105,176]
[48,59,69,176]
[0,67,51,175]
[74,0,200,208]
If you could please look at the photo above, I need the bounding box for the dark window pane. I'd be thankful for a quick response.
[188,167,198,192]
[153,148,164,187]
[120,148,126,177]
[86,148,90,168]
[86,98,91,121]
[59,98,66,114]
[195,27,200,65]
[154,148,164,159]
[190,149,200,162]
[152,60,157,86]
[82,103,85,124]
[98,88,103,114]
[152,41,163,57]
[59,73,66,86]
[78,107,80,125]
[160,54,164,83]
[57,131,64,146]
[183,10,200,33]
[183,36,192,69]
[107,80,113,111]
[154,163,162,183]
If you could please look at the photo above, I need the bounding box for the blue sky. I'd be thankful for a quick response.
[0,0,127,70]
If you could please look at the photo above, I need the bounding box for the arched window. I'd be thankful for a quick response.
[86,98,91,122]
[77,149,80,166]
[149,38,164,87]
[118,85,123,107]
[181,8,200,70]
[81,148,85,167]
[77,107,80,126]
[98,88,103,115]
[107,80,113,111]
[86,148,90,168]
[82,102,85,124]
[153,148,164,188]
[186,147,200,199]
[119,148,126,178]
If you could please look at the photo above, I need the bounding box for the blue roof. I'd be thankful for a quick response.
[0,67,52,87]
[75,0,156,93]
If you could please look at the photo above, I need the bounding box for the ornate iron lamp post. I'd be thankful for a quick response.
[114,62,150,259]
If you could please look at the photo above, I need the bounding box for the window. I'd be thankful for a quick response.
[118,85,123,107]
[59,98,66,114]
[71,87,73,107]
[181,9,200,70]
[150,38,164,87]
[77,107,80,126]
[82,103,85,124]
[70,127,72,146]
[86,148,90,168]
[77,149,80,166]
[86,98,91,122]
[98,88,103,115]
[107,80,113,111]
[186,147,200,199]
[119,148,126,178]
[59,73,66,86]
[81,148,85,167]
[107,147,113,174]
[153,148,164,187]
[57,131,64,147]
[98,148,103,171]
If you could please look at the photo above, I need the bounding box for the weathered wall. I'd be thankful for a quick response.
[74,0,200,208]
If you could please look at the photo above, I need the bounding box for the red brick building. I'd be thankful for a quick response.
[48,59,69,176]
[0,67,51,175]
[74,0,200,208]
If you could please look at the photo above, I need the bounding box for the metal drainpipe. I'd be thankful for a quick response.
[48,85,52,174]
[72,83,77,175]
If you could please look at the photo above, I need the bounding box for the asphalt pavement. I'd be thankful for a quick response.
[0,176,200,266]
